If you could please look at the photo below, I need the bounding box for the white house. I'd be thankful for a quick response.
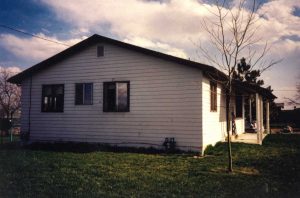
[8,34,275,153]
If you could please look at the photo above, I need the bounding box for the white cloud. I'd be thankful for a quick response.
[41,0,211,46]
[124,37,188,58]
[1,0,299,107]
[40,0,300,61]
[0,66,22,75]
[256,0,300,42]
[0,34,85,62]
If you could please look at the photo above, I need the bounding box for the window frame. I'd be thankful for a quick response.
[41,84,64,113]
[103,81,130,112]
[75,83,93,105]
[210,81,217,112]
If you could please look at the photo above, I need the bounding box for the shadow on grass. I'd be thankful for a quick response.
[22,142,198,156]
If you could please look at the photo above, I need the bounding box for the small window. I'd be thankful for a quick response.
[103,81,130,112]
[210,81,217,112]
[75,83,93,105]
[235,94,243,118]
[42,84,64,112]
[97,46,104,57]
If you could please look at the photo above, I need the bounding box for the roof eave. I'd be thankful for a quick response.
[233,80,276,100]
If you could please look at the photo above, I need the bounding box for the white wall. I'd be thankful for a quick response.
[235,104,245,136]
[21,43,204,151]
[201,77,226,151]
[201,77,245,152]
[20,78,30,133]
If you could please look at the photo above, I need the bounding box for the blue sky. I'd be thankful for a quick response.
[0,0,72,66]
[0,0,299,108]
[0,0,77,38]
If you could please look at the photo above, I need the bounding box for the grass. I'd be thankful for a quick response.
[0,134,299,198]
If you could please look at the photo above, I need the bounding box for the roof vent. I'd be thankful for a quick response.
[97,46,104,57]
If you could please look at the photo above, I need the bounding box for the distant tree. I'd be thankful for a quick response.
[233,57,264,86]
[0,68,21,119]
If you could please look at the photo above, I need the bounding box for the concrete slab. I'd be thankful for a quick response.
[231,133,267,144]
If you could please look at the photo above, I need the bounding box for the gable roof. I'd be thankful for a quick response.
[8,34,226,84]
[7,34,275,99]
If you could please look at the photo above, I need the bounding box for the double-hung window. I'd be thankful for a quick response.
[75,83,93,105]
[42,84,64,112]
[103,81,130,112]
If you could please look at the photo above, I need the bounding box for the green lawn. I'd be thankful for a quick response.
[0,134,299,198]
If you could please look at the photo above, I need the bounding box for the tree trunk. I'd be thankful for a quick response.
[226,87,233,172]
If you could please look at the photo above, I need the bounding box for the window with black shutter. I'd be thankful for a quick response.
[42,84,64,112]
[103,81,130,112]
[75,83,93,105]
[210,81,217,112]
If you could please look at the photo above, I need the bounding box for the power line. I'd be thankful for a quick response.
[0,24,70,47]
[273,90,298,91]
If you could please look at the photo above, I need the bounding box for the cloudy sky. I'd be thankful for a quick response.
[0,0,299,108]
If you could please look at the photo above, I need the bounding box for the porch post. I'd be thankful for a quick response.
[266,100,270,134]
[255,93,261,144]
[249,96,252,123]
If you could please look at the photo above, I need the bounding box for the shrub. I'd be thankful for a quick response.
[204,144,214,155]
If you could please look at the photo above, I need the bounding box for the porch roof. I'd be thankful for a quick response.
[234,81,276,100]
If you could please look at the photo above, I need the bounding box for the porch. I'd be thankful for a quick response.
[232,132,268,144]
[231,81,276,145]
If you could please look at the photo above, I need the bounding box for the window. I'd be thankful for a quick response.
[42,84,64,112]
[97,46,104,57]
[103,81,130,112]
[235,94,243,118]
[75,83,93,105]
[210,81,217,112]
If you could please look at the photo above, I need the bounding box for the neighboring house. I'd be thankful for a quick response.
[279,108,300,128]
[275,103,284,110]
[8,34,275,153]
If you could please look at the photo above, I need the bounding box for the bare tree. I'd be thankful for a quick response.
[286,74,300,106]
[0,68,21,119]
[198,0,280,172]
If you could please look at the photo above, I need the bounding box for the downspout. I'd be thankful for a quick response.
[28,75,32,141]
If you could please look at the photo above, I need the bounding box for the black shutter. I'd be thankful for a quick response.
[103,82,108,111]
[75,84,83,105]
